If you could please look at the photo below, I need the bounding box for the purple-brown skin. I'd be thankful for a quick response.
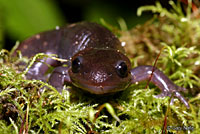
[13,22,189,108]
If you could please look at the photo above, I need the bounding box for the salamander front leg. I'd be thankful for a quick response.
[49,66,72,92]
[130,65,189,108]
[26,58,58,81]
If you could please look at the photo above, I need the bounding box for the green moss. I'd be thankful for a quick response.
[0,1,200,133]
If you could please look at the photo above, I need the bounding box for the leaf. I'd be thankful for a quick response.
[0,0,65,40]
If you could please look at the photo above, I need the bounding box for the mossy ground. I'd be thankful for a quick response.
[0,1,200,133]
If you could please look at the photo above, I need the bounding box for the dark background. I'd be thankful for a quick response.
[0,0,173,50]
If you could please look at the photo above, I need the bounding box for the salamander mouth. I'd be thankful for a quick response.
[71,79,130,95]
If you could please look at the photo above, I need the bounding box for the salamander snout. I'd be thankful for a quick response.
[69,49,132,94]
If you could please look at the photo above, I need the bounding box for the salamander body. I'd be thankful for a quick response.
[14,22,189,108]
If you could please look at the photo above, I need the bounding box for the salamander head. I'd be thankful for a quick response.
[68,48,132,94]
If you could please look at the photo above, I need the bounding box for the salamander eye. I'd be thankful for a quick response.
[115,61,128,78]
[72,57,82,73]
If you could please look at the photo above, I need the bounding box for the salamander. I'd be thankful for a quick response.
[13,22,189,108]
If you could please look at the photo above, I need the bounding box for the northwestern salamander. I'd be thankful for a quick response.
[13,22,189,108]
